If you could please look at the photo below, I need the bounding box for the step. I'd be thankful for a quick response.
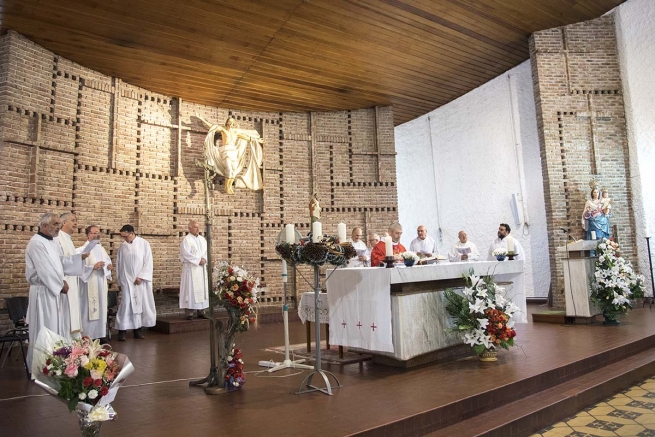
[427,347,655,437]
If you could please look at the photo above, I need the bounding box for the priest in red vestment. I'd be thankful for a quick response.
[370,222,406,267]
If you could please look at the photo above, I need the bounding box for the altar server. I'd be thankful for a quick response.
[25,213,79,368]
[179,220,209,319]
[55,212,85,339]
[409,225,438,256]
[78,225,112,341]
[488,223,524,261]
[371,222,407,267]
[449,230,480,262]
[116,224,156,340]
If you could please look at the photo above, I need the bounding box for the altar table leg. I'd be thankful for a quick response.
[326,324,330,350]
[306,321,311,353]
[339,346,343,359]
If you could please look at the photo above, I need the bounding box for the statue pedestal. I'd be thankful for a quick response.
[560,241,600,317]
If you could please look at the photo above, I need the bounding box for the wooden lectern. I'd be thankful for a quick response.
[561,240,600,319]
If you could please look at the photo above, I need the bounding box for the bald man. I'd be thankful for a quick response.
[179,220,209,319]
[449,230,480,262]
[409,225,438,256]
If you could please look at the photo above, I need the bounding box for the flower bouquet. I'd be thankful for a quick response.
[444,272,519,359]
[31,328,133,436]
[213,262,258,391]
[224,347,245,391]
[400,251,419,267]
[591,238,645,325]
[492,248,507,261]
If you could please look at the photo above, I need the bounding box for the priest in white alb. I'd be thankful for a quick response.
[449,230,480,262]
[116,224,157,341]
[488,223,524,260]
[409,225,439,256]
[55,212,85,339]
[78,225,112,341]
[179,220,209,319]
[347,227,369,267]
[25,213,75,368]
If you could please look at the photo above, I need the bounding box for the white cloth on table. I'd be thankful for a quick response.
[78,241,112,339]
[115,236,157,330]
[347,240,369,268]
[55,231,84,338]
[298,292,329,324]
[327,268,394,353]
[410,236,438,255]
[488,237,524,260]
[179,234,209,310]
[449,241,480,262]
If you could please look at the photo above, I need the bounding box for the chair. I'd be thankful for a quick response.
[0,296,30,378]
[106,290,118,340]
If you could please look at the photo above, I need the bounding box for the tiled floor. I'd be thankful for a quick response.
[532,377,655,437]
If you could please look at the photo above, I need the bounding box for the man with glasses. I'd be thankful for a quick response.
[366,233,380,267]
[115,225,156,341]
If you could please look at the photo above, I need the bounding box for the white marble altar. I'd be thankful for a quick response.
[326,260,526,361]
[560,240,600,317]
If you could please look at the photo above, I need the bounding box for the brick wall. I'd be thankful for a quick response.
[530,15,636,307]
[0,31,399,331]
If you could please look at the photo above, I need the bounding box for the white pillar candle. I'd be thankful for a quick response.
[384,235,393,257]
[590,231,597,240]
[645,225,651,238]
[285,224,295,244]
[337,222,347,242]
[281,260,288,283]
[312,221,322,243]
[507,236,514,253]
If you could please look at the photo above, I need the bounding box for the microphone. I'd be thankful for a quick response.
[559,227,569,233]
[560,227,575,242]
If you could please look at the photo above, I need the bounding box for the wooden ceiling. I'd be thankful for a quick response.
[0,0,625,125]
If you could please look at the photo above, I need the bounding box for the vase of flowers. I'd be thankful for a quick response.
[31,329,133,436]
[224,347,245,391]
[213,262,259,391]
[590,238,644,325]
[444,272,519,360]
[401,251,419,267]
[492,248,507,261]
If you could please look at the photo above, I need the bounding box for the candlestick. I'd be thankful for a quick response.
[285,224,295,244]
[312,221,322,243]
[507,236,514,253]
[384,235,393,257]
[337,222,347,242]
[281,259,288,283]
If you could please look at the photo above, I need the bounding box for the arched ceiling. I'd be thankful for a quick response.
[0,0,625,125]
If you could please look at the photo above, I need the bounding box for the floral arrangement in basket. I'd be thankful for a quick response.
[225,346,245,391]
[275,233,356,267]
[32,328,133,434]
[591,238,644,323]
[215,262,259,332]
[444,272,519,356]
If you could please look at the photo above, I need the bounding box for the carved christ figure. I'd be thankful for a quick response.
[196,112,265,195]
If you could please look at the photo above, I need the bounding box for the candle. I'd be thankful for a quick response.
[384,235,393,257]
[285,224,295,244]
[591,231,597,240]
[312,221,322,243]
[337,222,347,242]
[507,236,514,253]
[646,226,651,238]
[281,260,288,283]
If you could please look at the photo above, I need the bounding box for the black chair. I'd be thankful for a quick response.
[0,296,29,378]
[107,290,118,341]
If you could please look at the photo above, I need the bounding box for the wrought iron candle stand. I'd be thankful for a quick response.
[296,265,342,396]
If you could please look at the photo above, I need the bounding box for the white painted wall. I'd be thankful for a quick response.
[396,61,550,297]
[615,0,655,297]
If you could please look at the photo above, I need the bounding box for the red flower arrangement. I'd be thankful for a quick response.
[215,262,258,332]
[225,347,245,391]
[484,308,516,346]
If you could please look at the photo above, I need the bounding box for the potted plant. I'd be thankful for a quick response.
[492,248,507,261]
[590,238,645,325]
[400,251,419,267]
[444,272,518,361]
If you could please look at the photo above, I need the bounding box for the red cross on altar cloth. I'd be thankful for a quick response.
[326,268,394,353]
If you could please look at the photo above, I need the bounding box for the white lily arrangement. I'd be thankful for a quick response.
[492,248,507,257]
[400,251,419,261]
